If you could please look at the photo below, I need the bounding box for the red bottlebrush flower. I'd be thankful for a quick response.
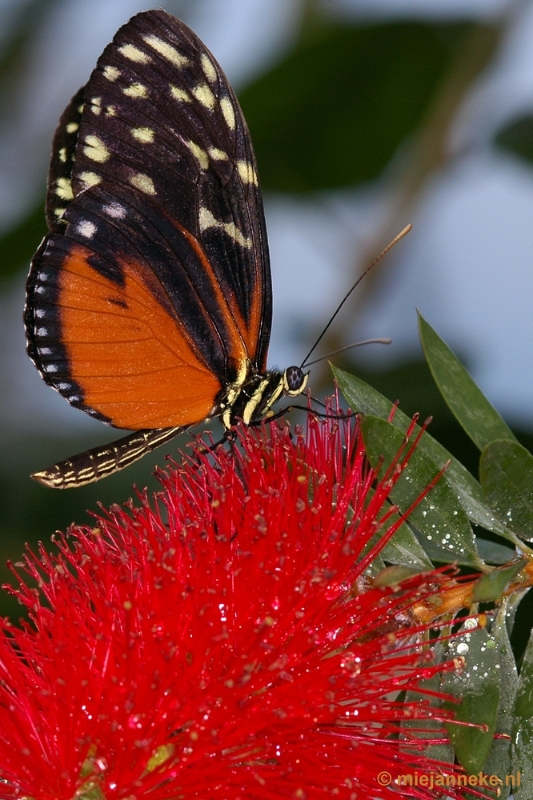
[0,413,477,799]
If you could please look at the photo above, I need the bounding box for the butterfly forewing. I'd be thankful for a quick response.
[74,11,271,371]
[45,85,86,230]
[25,10,272,433]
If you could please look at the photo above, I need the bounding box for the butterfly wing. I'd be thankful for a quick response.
[25,10,272,432]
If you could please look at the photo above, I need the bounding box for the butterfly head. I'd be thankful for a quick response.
[283,366,309,397]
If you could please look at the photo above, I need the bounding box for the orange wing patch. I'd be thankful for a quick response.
[59,244,222,429]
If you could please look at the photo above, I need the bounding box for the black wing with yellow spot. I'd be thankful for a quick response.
[44,85,86,231]
[25,10,272,434]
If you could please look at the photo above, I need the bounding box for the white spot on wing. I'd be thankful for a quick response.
[79,171,101,189]
[201,53,217,83]
[83,135,110,163]
[192,83,215,111]
[143,34,188,68]
[76,220,97,238]
[237,160,258,186]
[170,85,191,103]
[129,172,156,195]
[186,140,209,170]
[198,207,252,248]
[56,177,74,201]
[220,97,236,131]
[91,97,102,116]
[123,83,148,99]
[208,147,228,161]
[103,202,126,219]
[35,309,46,318]
[131,127,154,144]
[118,43,151,64]
[44,364,58,373]
[59,147,67,163]
[103,65,120,81]
[66,122,79,134]
[36,328,48,337]
[38,347,52,356]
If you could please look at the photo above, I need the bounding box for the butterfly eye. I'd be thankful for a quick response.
[284,366,308,396]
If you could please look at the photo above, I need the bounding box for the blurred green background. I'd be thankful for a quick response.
[1,0,533,624]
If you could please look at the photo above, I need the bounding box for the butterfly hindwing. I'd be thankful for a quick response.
[25,10,272,432]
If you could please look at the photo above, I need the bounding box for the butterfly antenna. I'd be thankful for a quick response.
[300,224,412,369]
[303,337,391,368]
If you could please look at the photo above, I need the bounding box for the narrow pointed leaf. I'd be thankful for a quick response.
[403,642,454,764]
[418,312,516,450]
[476,538,516,566]
[373,565,423,587]
[444,625,501,774]
[333,366,518,545]
[381,521,433,569]
[361,502,432,573]
[480,440,533,542]
[472,560,528,604]
[360,415,480,567]
[481,608,517,796]
[512,628,533,797]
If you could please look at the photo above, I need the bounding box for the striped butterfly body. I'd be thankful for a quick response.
[25,10,308,489]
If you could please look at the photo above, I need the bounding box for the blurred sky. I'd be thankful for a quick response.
[2,0,533,450]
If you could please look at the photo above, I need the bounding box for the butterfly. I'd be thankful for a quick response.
[25,10,309,489]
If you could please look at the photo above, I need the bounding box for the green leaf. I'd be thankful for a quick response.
[240,21,469,192]
[418,313,516,450]
[444,625,501,773]
[372,564,423,587]
[472,560,528,603]
[476,537,516,565]
[360,495,432,575]
[333,365,519,546]
[495,114,533,166]
[512,628,533,797]
[481,607,518,798]
[381,520,433,570]
[360,415,481,567]
[480,440,533,542]
[403,642,454,764]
